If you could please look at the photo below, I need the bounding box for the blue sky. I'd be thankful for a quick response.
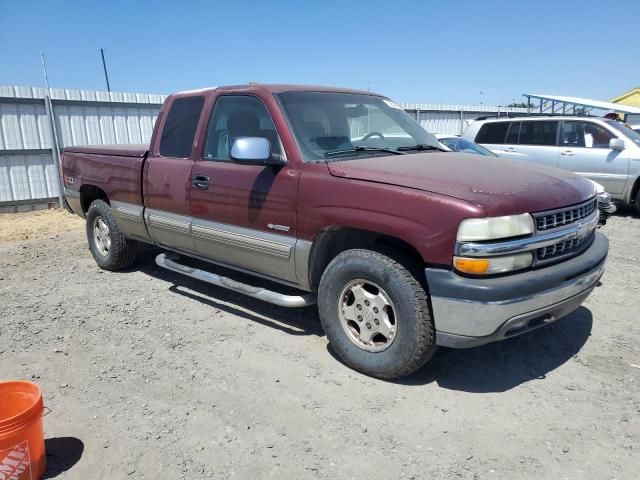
[1,0,639,105]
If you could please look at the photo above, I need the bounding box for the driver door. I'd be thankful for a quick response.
[189,94,300,283]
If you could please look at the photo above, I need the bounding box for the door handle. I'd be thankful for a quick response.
[503,147,515,153]
[192,174,210,190]
[560,150,575,156]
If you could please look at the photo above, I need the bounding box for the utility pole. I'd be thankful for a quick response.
[40,52,64,209]
[100,48,111,92]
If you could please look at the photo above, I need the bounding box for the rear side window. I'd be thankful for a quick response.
[475,122,509,144]
[519,121,558,146]
[160,96,205,157]
[505,122,520,144]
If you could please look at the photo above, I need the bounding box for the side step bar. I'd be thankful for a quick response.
[155,253,316,308]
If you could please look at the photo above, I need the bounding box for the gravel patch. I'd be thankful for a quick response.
[1,210,638,479]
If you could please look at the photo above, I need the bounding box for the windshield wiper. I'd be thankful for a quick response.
[397,144,441,152]
[325,146,405,157]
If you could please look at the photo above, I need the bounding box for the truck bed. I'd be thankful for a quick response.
[61,143,150,222]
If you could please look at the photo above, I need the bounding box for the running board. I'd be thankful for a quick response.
[155,253,316,308]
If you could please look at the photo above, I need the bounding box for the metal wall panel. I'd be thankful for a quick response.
[0,153,58,203]
[405,104,528,136]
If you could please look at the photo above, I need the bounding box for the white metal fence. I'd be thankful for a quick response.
[400,103,528,136]
[0,85,526,206]
[0,85,166,206]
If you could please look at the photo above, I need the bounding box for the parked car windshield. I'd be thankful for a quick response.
[276,92,442,161]
[604,120,640,147]
[438,136,497,156]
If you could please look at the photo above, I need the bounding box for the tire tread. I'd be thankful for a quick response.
[318,248,436,380]
[86,199,137,271]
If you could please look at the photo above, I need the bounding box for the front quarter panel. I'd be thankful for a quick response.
[297,163,485,266]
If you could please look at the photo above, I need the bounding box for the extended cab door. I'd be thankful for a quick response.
[558,120,629,194]
[143,95,206,253]
[189,94,300,283]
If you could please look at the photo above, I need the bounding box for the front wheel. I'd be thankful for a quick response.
[86,199,137,270]
[318,249,436,379]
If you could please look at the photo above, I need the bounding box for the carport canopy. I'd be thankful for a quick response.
[523,93,640,116]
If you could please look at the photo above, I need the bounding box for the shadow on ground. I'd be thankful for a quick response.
[43,437,84,479]
[131,244,593,393]
[131,243,323,337]
[398,307,593,392]
[611,206,639,219]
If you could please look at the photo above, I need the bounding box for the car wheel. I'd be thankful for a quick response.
[86,199,137,270]
[318,249,436,379]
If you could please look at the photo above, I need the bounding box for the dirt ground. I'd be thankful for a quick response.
[0,208,83,242]
[0,209,638,480]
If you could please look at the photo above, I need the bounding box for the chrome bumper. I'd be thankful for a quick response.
[427,231,608,348]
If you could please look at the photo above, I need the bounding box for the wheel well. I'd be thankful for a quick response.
[80,185,109,214]
[631,176,640,204]
[308,227,425,292]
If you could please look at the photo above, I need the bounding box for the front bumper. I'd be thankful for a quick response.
[427,231,608,348]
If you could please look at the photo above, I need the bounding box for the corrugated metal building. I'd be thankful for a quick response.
[0,85,526,206]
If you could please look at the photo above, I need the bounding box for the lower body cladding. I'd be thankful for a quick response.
[109,201,313,290]
[427,232,608,348]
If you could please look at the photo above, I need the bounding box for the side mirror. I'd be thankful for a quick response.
[609,138,625,151]
[230,137,285,166]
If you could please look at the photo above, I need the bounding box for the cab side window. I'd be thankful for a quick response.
[562,121,615,148]
[159,96,205,158]
[203,96,282,161]
[518,121,558,146]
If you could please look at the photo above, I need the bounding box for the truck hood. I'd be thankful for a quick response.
[326,152,596,216]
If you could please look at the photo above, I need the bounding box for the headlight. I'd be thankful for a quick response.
[454,252,533,275]
[456,214,534,241]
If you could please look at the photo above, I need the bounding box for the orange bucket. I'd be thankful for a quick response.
[0,381,46,479]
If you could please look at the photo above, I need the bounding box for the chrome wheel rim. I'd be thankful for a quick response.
[338,279,397,352]
[93,217,111,256]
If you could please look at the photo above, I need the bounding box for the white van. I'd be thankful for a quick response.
[463,116,640,212]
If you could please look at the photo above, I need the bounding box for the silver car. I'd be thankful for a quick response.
[463,116,640,213]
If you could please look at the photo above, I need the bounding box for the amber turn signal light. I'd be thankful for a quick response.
[453,257,490,274]
[454,253,533,275]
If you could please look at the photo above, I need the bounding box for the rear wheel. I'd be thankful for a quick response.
[318,249,436,379]
[86,199,137,270]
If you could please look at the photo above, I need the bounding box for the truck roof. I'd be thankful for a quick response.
[172,84,383,98]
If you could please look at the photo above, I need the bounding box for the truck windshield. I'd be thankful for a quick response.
[276,92,442,161]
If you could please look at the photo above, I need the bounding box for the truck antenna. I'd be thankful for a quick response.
[100,48,111,92]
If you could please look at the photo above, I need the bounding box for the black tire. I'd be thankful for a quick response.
[636,189,640,216]
[318,249,436,380]
[86,199,137,270]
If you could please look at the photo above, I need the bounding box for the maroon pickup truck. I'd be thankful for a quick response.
[61,84,608,379]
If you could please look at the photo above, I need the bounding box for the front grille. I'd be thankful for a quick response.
[536,232,594,262]
[535,199,597,231]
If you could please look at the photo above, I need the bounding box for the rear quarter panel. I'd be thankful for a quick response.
[62,150,146,214]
